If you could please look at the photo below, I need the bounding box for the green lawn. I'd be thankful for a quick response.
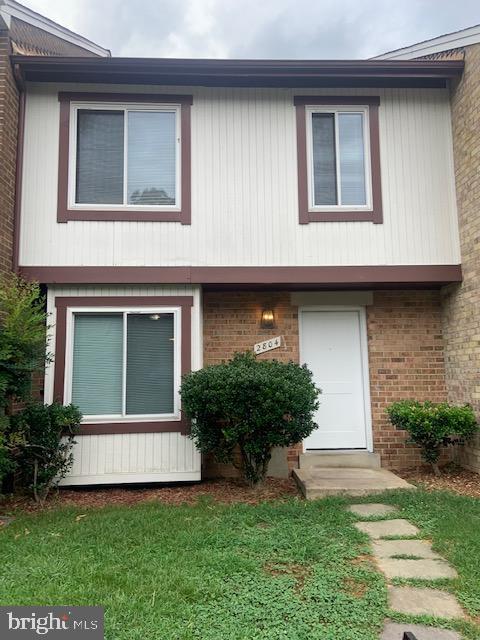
[0,489,479,640]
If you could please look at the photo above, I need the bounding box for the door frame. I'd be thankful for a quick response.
[298,305,373,452]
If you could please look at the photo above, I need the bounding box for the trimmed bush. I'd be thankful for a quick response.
[386,400,478,475]
[180,351,320,486]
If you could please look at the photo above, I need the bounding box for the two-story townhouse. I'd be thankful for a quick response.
[12,55,464,485]
[376,26,480,474]
[0,0,109,280]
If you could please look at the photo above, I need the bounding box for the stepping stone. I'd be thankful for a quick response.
[377,558,458,580]
[348,503,399,518]
[372,539,442,560]
[388,586,465,619]
[381,621,461,640]
[355,519,419,539]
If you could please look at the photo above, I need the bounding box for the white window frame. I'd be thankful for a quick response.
[68,102,182,211]
[64,306,182,424]
[306,105,372,212]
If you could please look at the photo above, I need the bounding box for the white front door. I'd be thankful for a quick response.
[300,308,371,450]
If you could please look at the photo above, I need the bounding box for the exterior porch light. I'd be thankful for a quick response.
[260,308,275,329]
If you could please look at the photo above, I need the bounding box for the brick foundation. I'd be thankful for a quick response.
[202,289,448,477]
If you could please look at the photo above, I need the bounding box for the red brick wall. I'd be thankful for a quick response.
[203,291,300,477]
[202,289,448,477]
[0,33,19,278]
[367,290,448,470]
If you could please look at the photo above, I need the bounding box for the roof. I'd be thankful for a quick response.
[12,56,464,88]
[373,23,480,60]
[0,0,110,57]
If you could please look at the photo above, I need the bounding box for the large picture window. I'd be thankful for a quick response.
[68,309,179,420]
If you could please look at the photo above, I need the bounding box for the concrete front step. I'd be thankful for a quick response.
[293,467,415,499]
[299,451,381,469]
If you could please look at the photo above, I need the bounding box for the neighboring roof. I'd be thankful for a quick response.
[12,56,464,88]
[373,24,480,60]
[0,0,110,57]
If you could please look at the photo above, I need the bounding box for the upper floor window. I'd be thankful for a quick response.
[75,106,178,208]
[57,93,193,224]
[294,96,383,224]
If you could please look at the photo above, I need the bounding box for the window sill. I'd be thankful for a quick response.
[76,418,189,436]
[58,209,189,224]
[301,210,383,224]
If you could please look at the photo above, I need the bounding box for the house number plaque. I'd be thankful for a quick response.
[253,336,283,355]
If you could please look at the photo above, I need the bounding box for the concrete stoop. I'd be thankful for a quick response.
[299,450,381,469]
[293,466,415,499]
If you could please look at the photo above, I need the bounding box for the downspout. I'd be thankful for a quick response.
[12,61,25,274]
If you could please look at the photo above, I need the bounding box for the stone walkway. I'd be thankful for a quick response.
[348,503,464,640]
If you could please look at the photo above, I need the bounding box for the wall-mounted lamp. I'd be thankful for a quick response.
[260,308,275,330]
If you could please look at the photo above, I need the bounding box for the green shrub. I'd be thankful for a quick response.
[0,432,13,492]
[8,403,82,503]
[180,352,320,486]
[386,400,478,475]
[0,275,50,411]
[0,275,51,493]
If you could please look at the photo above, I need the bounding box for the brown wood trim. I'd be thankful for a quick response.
[21,265,462,286]
[26,266,191,284]
[58,92,194,105]
[54,296,194,308]
[293,96,381,106]
[57,92,193,224]
[53,295,193,435]
[78,421,188,436]
[13,89,26,272]
[294,95,383,224]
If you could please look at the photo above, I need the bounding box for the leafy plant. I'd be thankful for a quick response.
[0,432,13,491]
[181,351,320,486]
[8,403,82,503]
[386,400,478,475]
[0,274,50,411]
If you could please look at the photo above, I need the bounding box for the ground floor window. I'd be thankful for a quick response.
[67,308,179,420]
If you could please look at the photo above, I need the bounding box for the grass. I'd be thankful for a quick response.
[0,488,479,639]
[0,496,386,640]
[354,488,480,639]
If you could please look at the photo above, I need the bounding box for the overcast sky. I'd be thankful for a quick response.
[21,0,480,59]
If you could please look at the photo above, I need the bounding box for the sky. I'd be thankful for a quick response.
[21,0,480,59]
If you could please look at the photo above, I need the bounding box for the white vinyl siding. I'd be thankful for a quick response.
[45,285,203,486]
[20,86,460,267]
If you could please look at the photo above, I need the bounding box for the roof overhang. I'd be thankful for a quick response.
[374,23,480,60]
[12,55,464,88]
[1,0,110,57]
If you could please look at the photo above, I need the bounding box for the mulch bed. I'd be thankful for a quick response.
[0,477,300,515]
[397,464,480,498]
